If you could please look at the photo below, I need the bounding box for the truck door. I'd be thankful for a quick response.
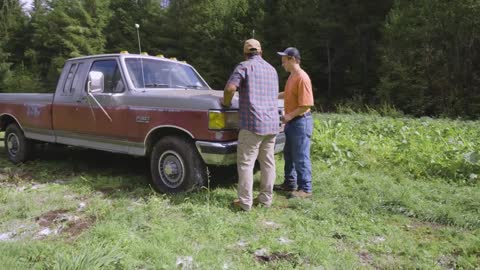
[84,59,129,144]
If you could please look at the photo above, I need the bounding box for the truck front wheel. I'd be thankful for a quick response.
[150,136,207,193]
[4,124,32,164]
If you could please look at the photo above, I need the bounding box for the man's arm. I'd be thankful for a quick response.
[282,106,310,123]
[222,83,237,107]
[221,63,244,107]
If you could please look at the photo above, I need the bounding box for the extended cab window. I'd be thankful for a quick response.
[70,63,83,94]
[63,63,78,95]
[89,60,125,93]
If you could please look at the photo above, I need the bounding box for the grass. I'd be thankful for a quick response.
[0,113,479,269]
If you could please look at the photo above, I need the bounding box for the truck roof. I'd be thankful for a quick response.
[68,53,191,66]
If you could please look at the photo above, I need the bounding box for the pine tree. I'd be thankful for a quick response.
[0,0,29,92]
[28,0,110,87]
[377,0,480,117]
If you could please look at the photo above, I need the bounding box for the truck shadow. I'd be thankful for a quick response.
[27,144,154,197]
[2,144,239,196]
[33,144,151,178]
[1,144,269,210]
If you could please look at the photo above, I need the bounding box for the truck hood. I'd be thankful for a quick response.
[135,89,284,110]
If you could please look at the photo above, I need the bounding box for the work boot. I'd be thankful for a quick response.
[230,199,251,211]
[273,183,297,192]
[253,197,271,208]
[287,190,312,199]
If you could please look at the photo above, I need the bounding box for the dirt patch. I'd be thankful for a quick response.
[0,168,34,183]
[437,254,456,269]
[332,232,347,239]
[98,187,118,195]
[408,221,447,230]
[35,209,95,239]
[35,209,70,227]
[255,252,300,265]
[358,251,374,266]
[63,216,96,238]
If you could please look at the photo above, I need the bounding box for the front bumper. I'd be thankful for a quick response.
[195,132,286,166]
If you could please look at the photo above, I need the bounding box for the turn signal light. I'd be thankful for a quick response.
[208,110,239,130]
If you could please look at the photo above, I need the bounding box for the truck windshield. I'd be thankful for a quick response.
[125,58,210,90]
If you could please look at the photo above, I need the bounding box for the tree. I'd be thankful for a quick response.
[0,0,28,92]
[264,0,393,109]
[163,0,264,89]
[377,0,480,117]
[27,0,110,88]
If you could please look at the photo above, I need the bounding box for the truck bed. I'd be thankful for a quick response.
[0,93,54,141]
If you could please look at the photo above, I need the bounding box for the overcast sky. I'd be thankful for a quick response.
[20,0,33,10]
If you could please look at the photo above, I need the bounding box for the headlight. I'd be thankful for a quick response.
[209,110,239,130]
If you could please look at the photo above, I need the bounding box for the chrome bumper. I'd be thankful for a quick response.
[195,133,286,166]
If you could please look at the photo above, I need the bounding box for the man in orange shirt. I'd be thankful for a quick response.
[274,47,314,198]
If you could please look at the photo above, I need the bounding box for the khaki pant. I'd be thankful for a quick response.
[237,129,276,210]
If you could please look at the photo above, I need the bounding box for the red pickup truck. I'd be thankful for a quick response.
[0,53,285,193]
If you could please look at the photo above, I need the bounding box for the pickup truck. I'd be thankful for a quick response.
[0,53,285,193]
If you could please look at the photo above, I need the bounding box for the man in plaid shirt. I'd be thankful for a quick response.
[221,39,280,211]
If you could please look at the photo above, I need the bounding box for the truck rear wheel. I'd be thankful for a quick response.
[150,136,207,193]
[4,124,32,164]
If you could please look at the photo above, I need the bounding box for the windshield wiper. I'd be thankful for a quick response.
[170,84,206,89]
[144,83,170,88]
[186,85,206,89]
[143,84,206,90]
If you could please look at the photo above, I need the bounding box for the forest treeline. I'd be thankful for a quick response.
[1,0,479,117]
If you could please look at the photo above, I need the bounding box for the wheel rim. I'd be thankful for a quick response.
[158,150,185,189]
[6,133,20,158]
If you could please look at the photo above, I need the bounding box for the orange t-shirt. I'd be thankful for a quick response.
[284,69,314,115]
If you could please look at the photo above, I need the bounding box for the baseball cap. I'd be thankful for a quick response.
[277,47,301,60]
[243,39,262,53]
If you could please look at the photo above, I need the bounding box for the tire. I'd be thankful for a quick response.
[150,136,207,193]
[4,124,33,164]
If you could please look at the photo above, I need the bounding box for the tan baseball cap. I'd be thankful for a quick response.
[243,39,262,53]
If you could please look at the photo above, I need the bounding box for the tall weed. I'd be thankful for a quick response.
[311,114,480,183]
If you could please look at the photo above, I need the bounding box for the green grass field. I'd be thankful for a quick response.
[0,113,479,269]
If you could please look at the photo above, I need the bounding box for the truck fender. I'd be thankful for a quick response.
[0,113,24,132]
[144,125,195,155]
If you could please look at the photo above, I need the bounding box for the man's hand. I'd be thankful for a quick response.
[220,97,231,107]
[222,83,236,107]
[282,107,310,124]
[282,114,293,124]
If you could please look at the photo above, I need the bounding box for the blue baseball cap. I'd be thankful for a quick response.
[277,47,301,60]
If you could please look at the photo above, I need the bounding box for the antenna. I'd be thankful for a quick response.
[252,29,255,39]
[135,23,146,90]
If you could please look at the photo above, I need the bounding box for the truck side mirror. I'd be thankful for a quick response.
[88,71,104,93]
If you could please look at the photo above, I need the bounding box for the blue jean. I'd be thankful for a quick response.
[283,113,313,192]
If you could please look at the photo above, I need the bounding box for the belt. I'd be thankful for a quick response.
[291,111,311,122]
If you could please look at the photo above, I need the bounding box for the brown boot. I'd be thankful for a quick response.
[253,198,271,208]
[273,183,297,192]
[287,190,312,199]
[230,199,251,211]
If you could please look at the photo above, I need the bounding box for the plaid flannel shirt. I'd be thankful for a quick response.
[227,55,280,135]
